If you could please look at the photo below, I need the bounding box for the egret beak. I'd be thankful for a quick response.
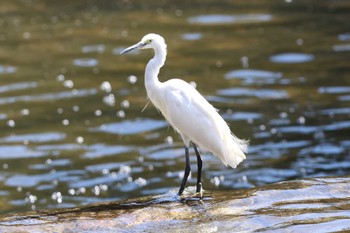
[120,42,146,54]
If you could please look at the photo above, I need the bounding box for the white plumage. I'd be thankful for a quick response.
[120,33,248,195]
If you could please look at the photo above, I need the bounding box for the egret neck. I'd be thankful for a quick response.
[144,44,166,104]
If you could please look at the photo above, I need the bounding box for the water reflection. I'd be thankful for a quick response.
[333,44,350,52]
[319,86,350,94]
[338,32,350,41]
[0,82,37,93]
[223,112,263,121]
[299,144,344,155]
[73,58,98,67]
[0,0,349,215]
[0,66,16,74]
[81,44,105,54]
[269,53,315,64]
[90,118,168,135]
[0,89,97,105]
[225,69,283,85]
[0,113,7,120]
[188,14,273,24]
[181,33,203,41]
[217,87,289,99]
[0,132,66,143]
[0,146,46,159]
[82,144,133,159]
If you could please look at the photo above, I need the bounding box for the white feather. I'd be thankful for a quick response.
[154,78,248,168]
[120,33,249,194]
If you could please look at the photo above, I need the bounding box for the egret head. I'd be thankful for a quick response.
[120,33,166,54]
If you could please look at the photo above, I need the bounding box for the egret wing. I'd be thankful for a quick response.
[159,79,247,168]
[161,80,225,149]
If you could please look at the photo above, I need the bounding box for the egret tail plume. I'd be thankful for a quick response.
[221,134,249,168]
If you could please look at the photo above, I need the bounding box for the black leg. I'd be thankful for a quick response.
[193,143,202,193]
[178,146,191,195]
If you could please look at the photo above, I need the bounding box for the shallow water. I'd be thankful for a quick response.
[0,0,349,214]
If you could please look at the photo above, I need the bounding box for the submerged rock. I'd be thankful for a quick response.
[1,176,350,232]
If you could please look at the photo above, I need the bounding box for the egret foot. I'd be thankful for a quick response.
[196,183,203,198]
[196,182,202,193]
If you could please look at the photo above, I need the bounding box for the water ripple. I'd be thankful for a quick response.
[320,107,350,115]
[0,113,7,120]
[5,171,70,187]
[181,33,203,41]
[270,53,315,63]
[333,44,350,52]
[73,58,98,67]
[249,140,311,153]
[0,82,38,93]
[69,174,126,189]
[299,144,344,155]
[278,121,350,134]
[188,14,273,24]
[323,121,350,131]
[81,44,105,53]
[338,32,350,41]
[301,161,350,170]
[0,65,16,74]
[246,168,298,184]
[82,144,133,159]
[35,143,83,152]
[277,125,319,134]
[90,118,167,135]
[147,147,184,160]
[0,132,66,143]
[223,112,263,121]
[0,88,97,105]
[0,145,47,159]
[225,69,282,85]
[85,162,122,173]
[217,87,289,99]
[339,95,350,101]
[319,86,350,94]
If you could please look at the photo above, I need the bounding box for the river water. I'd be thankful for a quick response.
[0,0,349,214]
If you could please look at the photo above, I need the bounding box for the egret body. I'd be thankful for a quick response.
[120,33,248,195]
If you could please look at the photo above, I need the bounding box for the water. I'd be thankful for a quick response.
[0,0,349,214]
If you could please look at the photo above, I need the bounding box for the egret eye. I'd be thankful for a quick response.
[147,39,152,44]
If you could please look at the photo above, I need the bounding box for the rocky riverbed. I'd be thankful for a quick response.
[1,175,349,232]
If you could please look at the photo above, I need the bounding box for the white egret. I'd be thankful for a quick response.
[120,33,248,196]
